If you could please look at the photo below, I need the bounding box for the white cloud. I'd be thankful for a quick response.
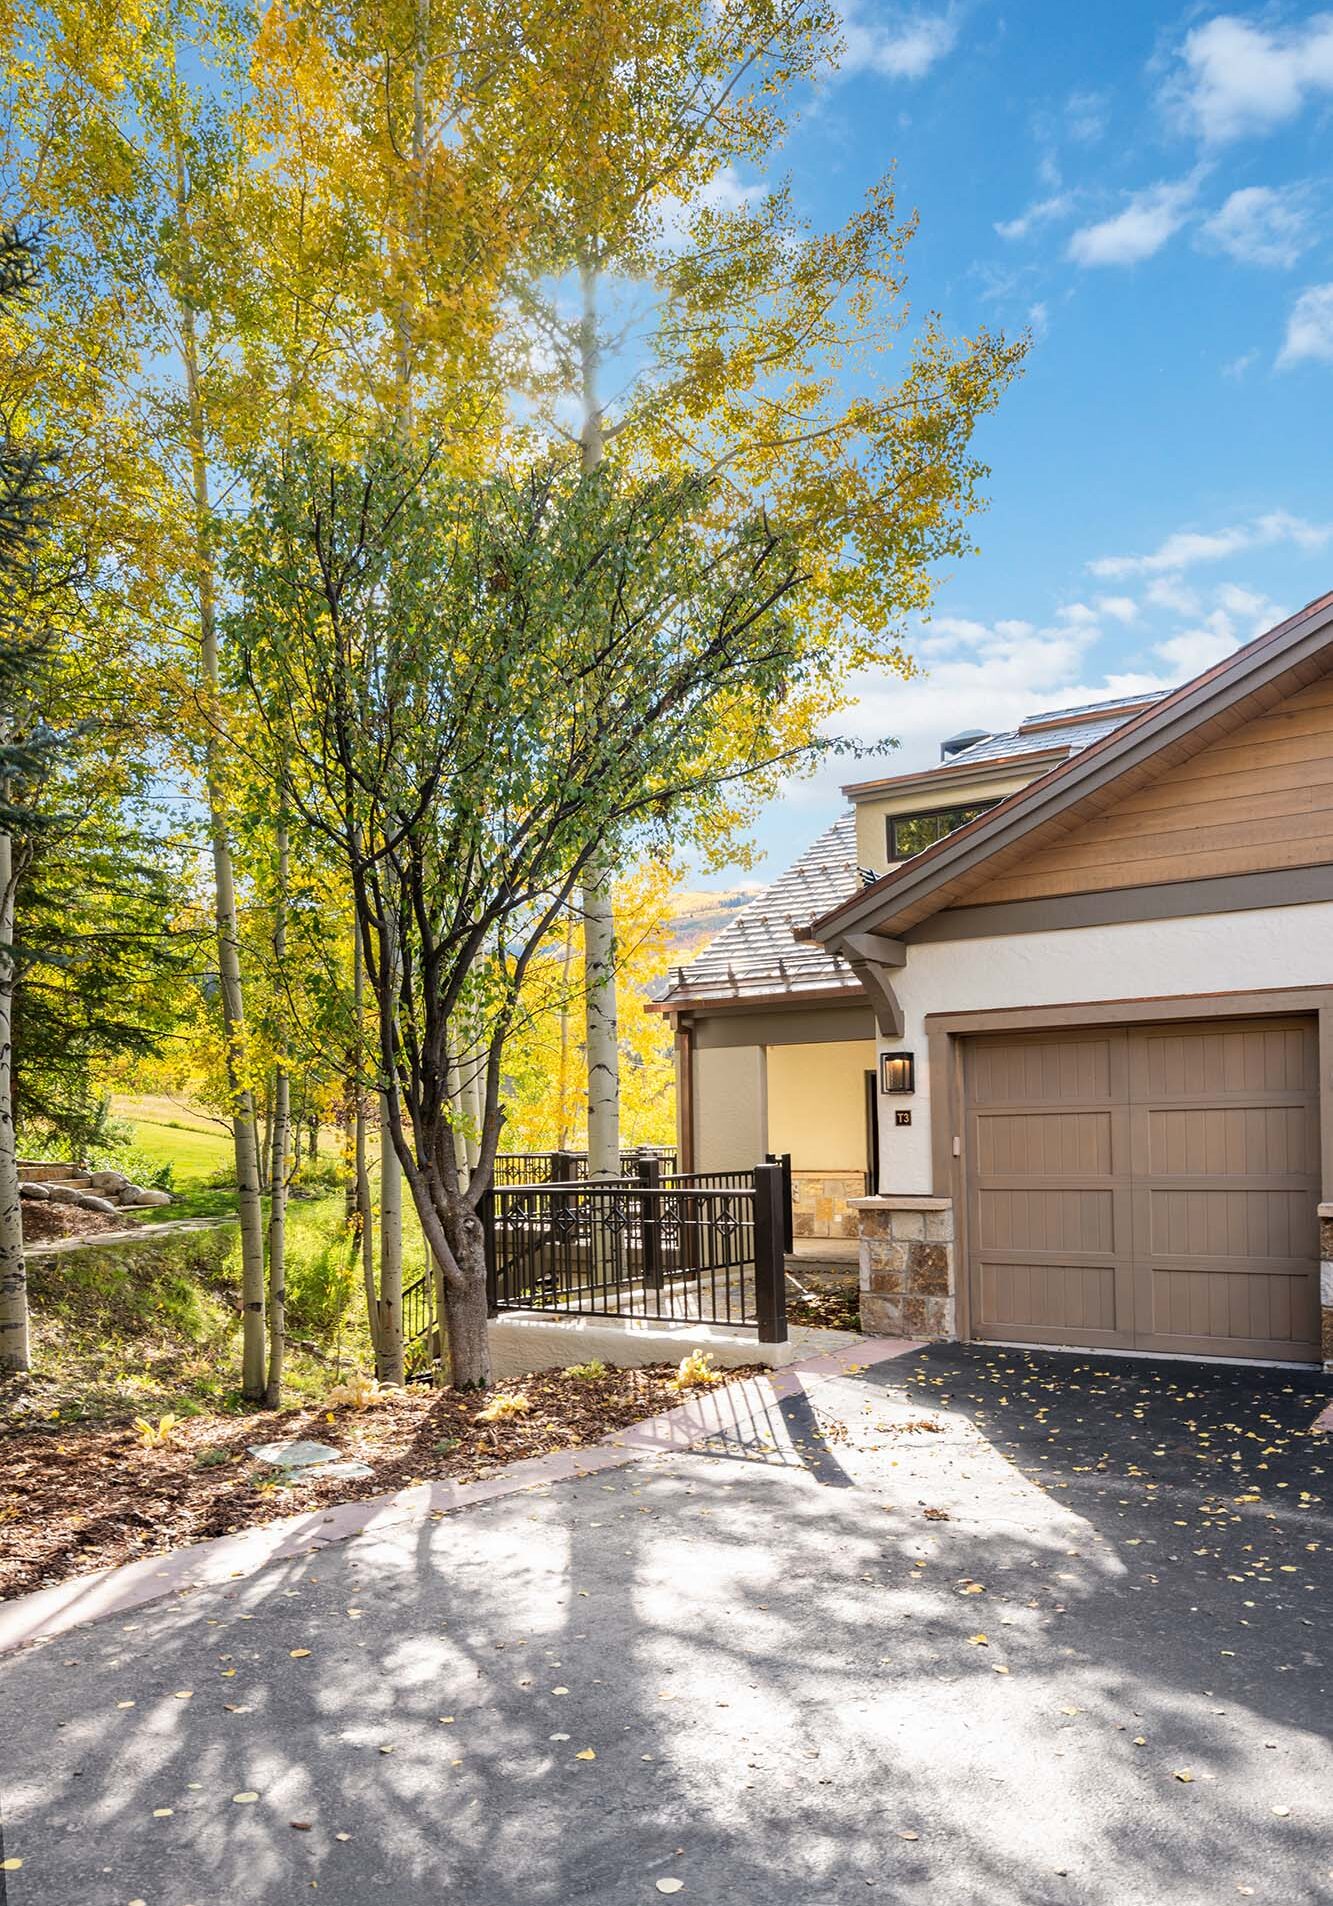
[838,5,958,80]
[1089,509,1333,578]
[1167,13,1333,145]
[1199,184,1312,267]
[1065,90,1109,144]
[1067,175,1201,267]
[1145,576,1201,617]
[1153,587,1285,676]
[1277,282,1333,368]
[1222,347,1259,379]
[1096,595,1139,624]
[656,164,763,247]
[1026,300,1050,341]
[995,191,1078,242]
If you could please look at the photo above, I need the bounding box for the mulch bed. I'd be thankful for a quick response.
[20,1201,139,1244]
[0,1363,759,1602]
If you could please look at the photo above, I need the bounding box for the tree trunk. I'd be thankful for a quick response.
[0,822,28,1377]
[352,915,379,1363]
[265,816,290,1409]
[266,1060,288,1408]
[171,120,267,1401]
[441,1219,491,1391]
[582,862,620,1178]
[577,259,621,1180]
[556,908,575,1148]
[377,907,403,1385]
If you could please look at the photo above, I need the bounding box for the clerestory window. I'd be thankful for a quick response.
[887,801,998,860]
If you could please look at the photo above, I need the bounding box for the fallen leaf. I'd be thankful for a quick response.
[290,1649,312,1660]
[897,1829,920,1841]
[1272,1806,1291,1818]
[1,1859,22,1872]
[232,1791,259,1804]
[290,1820,312,1831]
[152,1807,173,1818]
[335,1831,351,1842]
[116,1700,135,1709]
[967,1634,988,1646]
[656,1881,684,1895]
[575,1748,596,1760]
[1173,1771,1194,1784]
[551,1686,569,1695]
[173,1690,193,1700]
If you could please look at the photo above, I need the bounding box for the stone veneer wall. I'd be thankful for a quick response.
[854,1196,956,1341]
[791,1171,868,1241]
[1320,1205,1333,1371]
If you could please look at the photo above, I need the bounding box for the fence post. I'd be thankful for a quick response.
[637,1151,662,1291]
[766,1151,794,1253]
[753,1162,788,1343]
[482,1187,498,1316]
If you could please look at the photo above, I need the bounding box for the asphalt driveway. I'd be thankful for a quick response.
[1,1344,1329,1906]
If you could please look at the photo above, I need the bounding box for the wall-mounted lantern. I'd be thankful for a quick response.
[880,1051,915,1095]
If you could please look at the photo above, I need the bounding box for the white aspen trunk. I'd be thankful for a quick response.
[265,818,290,1408]
[462,1044,483,1176]
[0,817,28,1376]
[556,909,575,1148]
[582,866,620,1178]
[352,915,379,1363]
[446,1049,470,1193]
[378,906,403,1386]
[170,101,267,1401]
[577,257,621,1181]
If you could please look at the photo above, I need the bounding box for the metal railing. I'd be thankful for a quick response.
[400,1150,788,1355]
[492,1146,678,1188]
[484,1158,787,1339]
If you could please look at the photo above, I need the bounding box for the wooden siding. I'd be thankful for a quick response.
[960,673,1333,906]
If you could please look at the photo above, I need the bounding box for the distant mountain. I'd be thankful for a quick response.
[669,885,764,957]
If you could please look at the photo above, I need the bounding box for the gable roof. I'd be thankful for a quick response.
[809,588,1333,947]
[655,815,867,1012]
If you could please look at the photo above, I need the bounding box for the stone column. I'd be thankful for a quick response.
[1319,1203,1333,1372]
[852,1195,955,1340]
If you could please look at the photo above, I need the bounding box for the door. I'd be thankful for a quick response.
[964,1018,1321,1362]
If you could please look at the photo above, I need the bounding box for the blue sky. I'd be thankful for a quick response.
[717,3,1333,884]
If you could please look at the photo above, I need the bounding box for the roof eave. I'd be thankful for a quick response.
[812,587,1333,945]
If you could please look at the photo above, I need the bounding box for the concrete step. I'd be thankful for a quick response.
[16,1163,90,1185]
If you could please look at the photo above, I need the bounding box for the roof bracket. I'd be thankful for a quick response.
[843,954,905,1040]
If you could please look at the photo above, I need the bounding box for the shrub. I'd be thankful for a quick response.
[564,1359,608,1382]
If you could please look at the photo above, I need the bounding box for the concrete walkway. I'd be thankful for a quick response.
[0,1342,1329,1905]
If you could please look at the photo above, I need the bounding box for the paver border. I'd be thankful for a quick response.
[0,1336,918,1655]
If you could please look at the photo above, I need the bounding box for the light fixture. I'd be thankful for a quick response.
[880,1051,915,1095]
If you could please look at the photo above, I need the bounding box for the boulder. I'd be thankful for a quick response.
[88,1169,131,1192]
[18,1181,51,1200]
[119,1186,172,1208]
[47,1185,119,1214]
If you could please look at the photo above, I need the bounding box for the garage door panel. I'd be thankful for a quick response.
[1133,1023,1319,1099]
[966,1016,1320,1363]
[1141,1266,1318,1353]
[979,1186,1117,1253]
[976,1110,1114,1176]
[969,1034,1120,1106]
[1145,1187,1317,1259]
[1144,1104,1319,1178]
[976,1260,1123,1340]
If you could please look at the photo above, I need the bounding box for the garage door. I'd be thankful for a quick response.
[964,1018,1321,1362]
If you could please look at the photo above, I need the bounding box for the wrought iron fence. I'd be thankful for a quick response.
[484,1161,787,1339]
[492,1147,677,1188]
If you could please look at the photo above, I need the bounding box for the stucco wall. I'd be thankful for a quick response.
[766,1039,877,1170]
[693,1041,766,1170]
[873,899,1333,1194]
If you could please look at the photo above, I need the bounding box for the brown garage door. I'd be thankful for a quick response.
[964,1018,1321,1362]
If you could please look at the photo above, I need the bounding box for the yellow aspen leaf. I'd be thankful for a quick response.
[575,1749,596,1760]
